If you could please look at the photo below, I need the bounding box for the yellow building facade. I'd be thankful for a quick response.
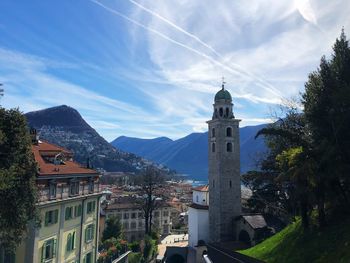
[14,139,102,263]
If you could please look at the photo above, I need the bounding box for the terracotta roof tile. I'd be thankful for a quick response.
[32,140,98,176]
[192,185,209,192]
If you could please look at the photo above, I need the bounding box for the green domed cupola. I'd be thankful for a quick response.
[214,87,232,102]
[212,78,234,119]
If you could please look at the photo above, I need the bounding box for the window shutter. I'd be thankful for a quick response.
[92,201,96,212]
[85,227,88,243]
[67,233,71,251]
[45,212,49,226]
[41,242,46,262]
[54,210,58,223]
[53,238,57,257]
[72,231,76,249]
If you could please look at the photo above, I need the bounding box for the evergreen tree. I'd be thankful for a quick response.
[102,215,122,241]
[0,108,38,253]
[302,29,350,215]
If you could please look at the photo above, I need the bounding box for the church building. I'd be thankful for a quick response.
[188,82,268,261]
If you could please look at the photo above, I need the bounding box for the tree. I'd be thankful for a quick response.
[138,167,165,235]
[254,105,315,229]
[0,108,38,253]
[302,29,350,218]
[248,29,350,230]
[102,215,122,241]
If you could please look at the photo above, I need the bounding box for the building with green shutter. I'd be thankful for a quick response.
[15,138,102,263]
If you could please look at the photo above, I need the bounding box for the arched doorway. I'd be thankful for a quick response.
[168,254,185,263]
[239,230,251,246]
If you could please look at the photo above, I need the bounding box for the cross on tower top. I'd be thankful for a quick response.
[221,77,226,90]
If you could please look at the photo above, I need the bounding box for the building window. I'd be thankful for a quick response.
[45,209,58,226]
[230,180,232,188]
[138,212,143,218]
[196,195,199,203]
[211,128,215,138]
[154,211,159,217]
[84,252,92,263]
[88,178,94,193]
[41,238,57,261]
[131,213,136,219]
[49,181,56,200]
[85,224,94,243]
[219,108,223,117]
[212,143,215,153]
[65,206,73,220]
[130,222,136,229]
[123,222,129,230]
[124,213,129,219]
[225,108,229,117]
[69,180,79,196]
[87,201,96,214]
[226,127,232,137]
[163,211,169,216]
[227,142,233,152]
[66,232,76,252]
[164,220,168,224]
[138,221,143,227]
[74,204,82,217]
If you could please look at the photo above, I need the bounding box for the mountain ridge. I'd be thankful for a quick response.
[111,124,268,180]
[25,105,170,174]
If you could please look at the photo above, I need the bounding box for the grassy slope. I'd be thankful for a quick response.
[240,217,350,263]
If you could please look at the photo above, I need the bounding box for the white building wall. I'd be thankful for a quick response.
[192,191,209,206]
[188,207,209,247]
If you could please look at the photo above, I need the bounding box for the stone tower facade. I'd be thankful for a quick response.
[208,83,241,242]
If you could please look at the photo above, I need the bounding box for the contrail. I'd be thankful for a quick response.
[128,0,221,57]
[127,0,282,97]
[89,0,282,100]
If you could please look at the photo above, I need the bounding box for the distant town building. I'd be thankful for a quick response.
[15,133,102,263]
[103,196,173,242]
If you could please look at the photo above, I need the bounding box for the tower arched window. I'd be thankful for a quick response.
[230,180,232,188]
[225,108,229,117]
[212,143,216,152]
[226,127,232,137]
[227,142,232,152]
[219,108,223,117]
[212,128,215,138]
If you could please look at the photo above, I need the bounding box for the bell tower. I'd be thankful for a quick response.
[207,80,241,242]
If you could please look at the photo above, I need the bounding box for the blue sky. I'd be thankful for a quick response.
[0,0,349,141]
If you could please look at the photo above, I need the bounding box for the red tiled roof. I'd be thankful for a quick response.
[192,185,209,192]
[32,140,98,176]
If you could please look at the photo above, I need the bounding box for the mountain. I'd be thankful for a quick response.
[25,105,168,174]
[111,124,268,181]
